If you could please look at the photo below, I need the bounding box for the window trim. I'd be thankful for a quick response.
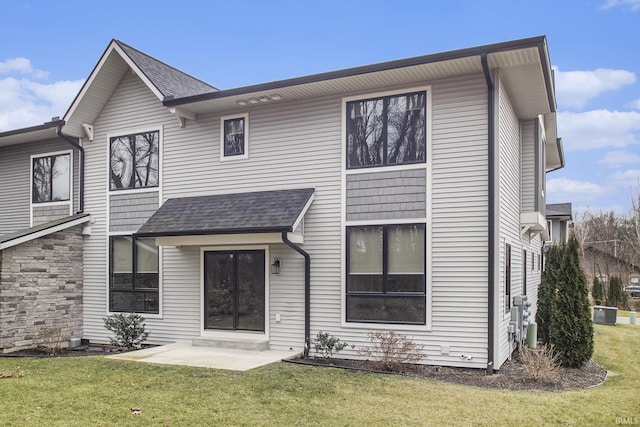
[220,113,249,162]
[30,150,73,204]
[108,129,161,192]
[345,223,427,326]
[108,235,160,315]
[344,86,431,171]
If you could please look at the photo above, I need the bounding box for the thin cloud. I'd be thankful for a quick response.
[598,150,640,167]
[558,110,640,150]
[554,67,636,108]
[630,99,640,110]
[0,57,49,79]
[547,177,606,203]
[608,169,640,188]
[602,0,640,10]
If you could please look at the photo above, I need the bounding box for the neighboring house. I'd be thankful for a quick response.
[0,120,90,350]
[546,203,572,245]
[0,36,564,371]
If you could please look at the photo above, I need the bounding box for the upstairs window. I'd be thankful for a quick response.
[110,130,159,190]
[32,153,71,203]
[221,114,249,161]
[347,91,426,169]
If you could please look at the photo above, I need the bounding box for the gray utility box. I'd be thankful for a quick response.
[593,306,617,326]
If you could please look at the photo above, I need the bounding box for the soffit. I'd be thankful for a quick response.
[173,46,553,120]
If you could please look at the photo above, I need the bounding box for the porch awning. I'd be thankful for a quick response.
[0,214,91,251]
[135,188,315,238]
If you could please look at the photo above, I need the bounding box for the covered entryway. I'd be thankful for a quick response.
[204,250,265,331]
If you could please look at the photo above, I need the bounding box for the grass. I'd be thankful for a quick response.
[1,325,639,426]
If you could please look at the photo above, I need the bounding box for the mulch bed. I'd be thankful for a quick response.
[286,354,608,391]
[0,345,134,358]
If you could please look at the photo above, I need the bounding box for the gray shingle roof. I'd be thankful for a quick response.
[136,188,315,237]
[0,214,90,249]
[115,40,218,99]
[546,203,572,219]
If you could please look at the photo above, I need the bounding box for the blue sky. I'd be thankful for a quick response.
[1,0,639,217]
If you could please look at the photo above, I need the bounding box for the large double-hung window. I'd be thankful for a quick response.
[346,224,426,324]
[346,91,426,169]
[109,236,159,314]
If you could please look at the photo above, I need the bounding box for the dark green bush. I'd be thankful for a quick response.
[547,235,594,367]
[103,313,149,349]
[591,276,604,305]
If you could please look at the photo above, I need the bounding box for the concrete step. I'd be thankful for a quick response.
[192,337,269,351]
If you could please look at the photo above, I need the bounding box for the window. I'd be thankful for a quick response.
[346,224,426,324]
[109,236,159,313]
[220,114,248,160]
[32,153,71,203]
[505,243,512,313]
[346,91,426,169]
[110,130,159,190]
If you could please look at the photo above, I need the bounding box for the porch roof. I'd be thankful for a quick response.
[0,214,91,251]
[135,188,315,238]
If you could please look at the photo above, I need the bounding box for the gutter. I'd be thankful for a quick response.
[281,232,311,358]
[481,53,496,375]
[56,125,84,214]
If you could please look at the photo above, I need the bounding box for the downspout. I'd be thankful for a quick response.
[282,232,311,358]
[56,125,84,214]
[481,53,496,375]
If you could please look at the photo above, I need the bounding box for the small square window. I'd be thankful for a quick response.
[220,114,249,161]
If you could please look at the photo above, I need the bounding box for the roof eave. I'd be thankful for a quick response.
[165,36,552,108]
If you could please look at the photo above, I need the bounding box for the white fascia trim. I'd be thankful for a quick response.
[156,232,303,247]
[0,215,91,251]
[291,191,315,233]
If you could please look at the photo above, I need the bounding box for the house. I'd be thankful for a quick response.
[0,120,90,350]
[0,36,564,371]
[546,203,572,245]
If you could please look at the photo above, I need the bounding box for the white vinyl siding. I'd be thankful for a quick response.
[81,69,501,369]
[81,71,169,340]
[496,74,543,367]
[0,139,79,236]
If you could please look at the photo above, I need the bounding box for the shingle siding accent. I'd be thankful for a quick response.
[0,224,84,353]
[346,169,426,221]
[109,192,159,232]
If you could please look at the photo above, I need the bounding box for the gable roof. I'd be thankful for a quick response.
[136,188,315,238]
[114,40,217,99]
[0,214,90,251]
[63,39,217,138]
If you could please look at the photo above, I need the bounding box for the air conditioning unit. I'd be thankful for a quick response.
[593,306,617,326]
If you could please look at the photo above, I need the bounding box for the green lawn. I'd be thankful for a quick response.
[1,325,638,426]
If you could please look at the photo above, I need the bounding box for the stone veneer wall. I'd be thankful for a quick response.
[0,225,84,353]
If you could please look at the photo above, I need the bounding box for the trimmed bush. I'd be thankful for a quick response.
[548,235,594,367]
[103,313,149,349]
[537,244,562,344]
[608,276,625,308]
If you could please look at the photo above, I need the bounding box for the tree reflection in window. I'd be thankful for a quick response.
[110,131,159,190]
[347,91,426,168]
[32,153,70,203]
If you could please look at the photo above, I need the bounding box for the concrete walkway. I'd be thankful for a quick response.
[107,342,300,371]
[616,316,638,325]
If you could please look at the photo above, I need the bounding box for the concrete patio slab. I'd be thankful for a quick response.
[107,342,300,371]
